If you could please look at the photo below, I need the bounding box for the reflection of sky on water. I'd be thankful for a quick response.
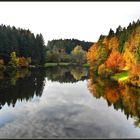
[0,79,139,138]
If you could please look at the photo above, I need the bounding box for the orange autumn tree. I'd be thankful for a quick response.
[106,50,126,73]
[87,43,98,64]
[17,57,31,67]
[104,87,120,104]
[18,57,28,67]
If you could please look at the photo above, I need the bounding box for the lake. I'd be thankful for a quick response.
[0,66,140,138]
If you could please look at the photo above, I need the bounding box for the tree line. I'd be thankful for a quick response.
[46,39,93,63]
[0,24,93,69]
[0,24,46,68]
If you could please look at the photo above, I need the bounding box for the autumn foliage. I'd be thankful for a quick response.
[106,50,126,72]
[18,57,28,67]
[87,19,140,86]
[129,64,140,78]
[105,87,120,103]
[87,19,140,126]
[108,36,119,51]
[87,75,140,127]
[87,43,98,63]
[8,52,31,68]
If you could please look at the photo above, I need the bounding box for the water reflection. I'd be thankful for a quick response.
[0,66,89,110]
[87,71,140,128]
[45,66,89,83]
[0,67,140,138]
[0,68,46,109]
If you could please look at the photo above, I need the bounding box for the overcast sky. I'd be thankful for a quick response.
[0,2,140,44]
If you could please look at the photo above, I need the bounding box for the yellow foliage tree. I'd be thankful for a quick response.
[123,48,136,69]
[108,36,119,51]
[71,45,87,64]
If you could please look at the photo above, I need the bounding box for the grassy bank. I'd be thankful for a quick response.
[58,62,71,66]
[44,62,90,67]
[44,62,71,67]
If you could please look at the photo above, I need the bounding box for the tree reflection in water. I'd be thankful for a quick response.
[0,66,89,110]
[0,68,46,109]
[44,66,89,83]
[1,66,140,129]
[87,70,140,128]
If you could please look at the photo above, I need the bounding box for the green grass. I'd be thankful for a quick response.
[111,71,129,82]
[58,62,71,66]
[82,63,90,67]
[44,63,58,67]
[44,62,71,67]
[45,62,89,67]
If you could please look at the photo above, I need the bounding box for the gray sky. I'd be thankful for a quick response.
[0,2,140,44]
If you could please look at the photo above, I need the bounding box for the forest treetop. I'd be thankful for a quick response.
[0,24,46,65]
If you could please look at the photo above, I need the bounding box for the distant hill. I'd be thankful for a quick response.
[46,39,94,54]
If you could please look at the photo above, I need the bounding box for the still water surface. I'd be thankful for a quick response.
[0,66,139,138]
